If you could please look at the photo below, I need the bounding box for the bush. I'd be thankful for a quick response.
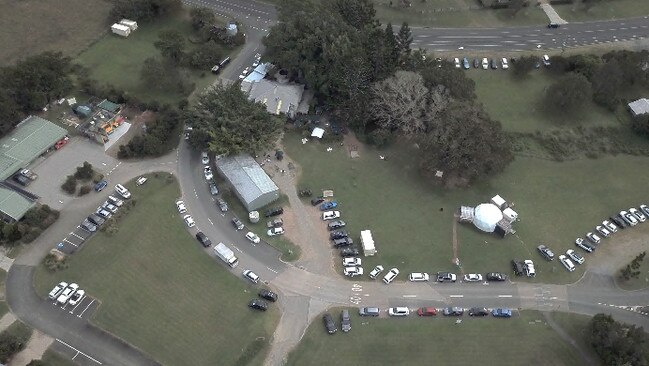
[78,185,92,196]
[43,253,68,272]
[0,323,30,363]
[367,128,394,147]
[61,175,77,194]
[21,228,42,244]
[74,161,94,180]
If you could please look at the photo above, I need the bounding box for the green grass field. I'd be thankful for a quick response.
[287,309,592,365]
[40,350,78,366]
[616,255,649,290]
[34,173,278,366]
[553,0,649,22]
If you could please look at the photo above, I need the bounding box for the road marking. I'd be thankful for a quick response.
[266,267,278,274]
[70,232,84,240]
[498,295,512,298]
[449,295,463,298]
[402,295,417,298]
[77,299,95,318]
[232,245,242,253]
[62,238,78,247]
[208,218,214,225]
[56,339,102,364]
[70,298,86,314]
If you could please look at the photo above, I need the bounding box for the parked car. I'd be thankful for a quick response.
[630,207,647,222]
[524,260,536,277]
[114,184,131,199]
[342,257,361,267]
[369,265,384,279]
[462,57,470,69]
[566,249,585,265]
[537,245,555,261]
[559,254,575,272]
[267,227,285,236]
[481,57,488,69]
[383,268,399,284]
[243,269,260,284]
[548,22,560,28]
[586,232,601,244]
[602,220,618,233]
[48,282,68,300]
[259,289,278,302]
[68,289,85,306]
[333,237,354,248]
[418,307,437,316]
[249,299,268,311]
[343,266,364,277]
[330,230,348,240]
[469,307,489,316]
[327,220,346,230]
[454,58,461,68]
[183,215,195,228]
[264,207,284,217]
[409,272,430,282]
[473,58,480,68]
[490,58,498,69]
[175,200,187,214]
[542,54,551,66]
[94,180,108,192]
[322,211,341,220]
[359,307,380,316]
[80,219,97,232]
[265,218,284,228]
[195,232,212,247]
[87,214,105,226]
[442,307,464,316]
[463,273,482,282]
[232,217,244,230]
[575,238,594,253]
[339,247,359,257]
[341,310,351,332]
[203,166,213,181]
[108,195,123,207]
[320,201,338,211]
[103,202,118,214]
[311,197,325,206]
[216,198,228,212]
[209,182,219,195]
[57,283,79,305]
[388,307,410,317]
[436,272,457,282]
[620,210,638,226]
[201,151,210,165]
[501,57,509,69]
[246,232,261,244]
[492,308,513,318]
[595,225,611,238]
[486,272,508,282]
[641,204,649,217]
[136,176,147,186]
[512,260,525,276]
[611,215,628,229]
[96,207,111,219]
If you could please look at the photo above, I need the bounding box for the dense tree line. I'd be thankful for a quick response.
[118,106,183,158]
[109,0,182,22]
[587,314,648,366]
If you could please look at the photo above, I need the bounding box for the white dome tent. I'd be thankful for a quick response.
[472,203,503,233]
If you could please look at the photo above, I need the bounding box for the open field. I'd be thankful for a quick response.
[0,0,112,66]
[41,349,78,366]
[287,309,592,365]
[549,311,602,365]
[554,0,649,22]
[616,254,649,291]
[34,173,278,366]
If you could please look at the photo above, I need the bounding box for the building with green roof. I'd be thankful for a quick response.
[0,186,35,222]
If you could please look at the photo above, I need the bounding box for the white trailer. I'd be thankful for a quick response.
[360,230,376,256]
[111,23,131,37]
[214,242,239,268]
[119,19,138,30]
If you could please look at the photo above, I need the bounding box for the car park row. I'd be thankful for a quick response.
[452,55,551,70]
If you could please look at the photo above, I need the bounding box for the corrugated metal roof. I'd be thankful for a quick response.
[245,79,304,117]
[216,154,278,205]
[98,99,120,113]
[0,186,35,221]
[0,116,67,181]
[629,98,649,116]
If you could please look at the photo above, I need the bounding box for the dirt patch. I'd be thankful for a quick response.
[8,330,54,366]
[105,109,154,158]
[586,223,649,277]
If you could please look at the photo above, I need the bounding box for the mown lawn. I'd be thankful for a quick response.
[553,0,649,22]
[40,349,78,366]
[34,173,278,366]
[287,309,591,366]
[616,254,649,291]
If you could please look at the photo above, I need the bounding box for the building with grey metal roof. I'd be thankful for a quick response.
[0,186,35,222]
[215,154,279,211]
[241,79,305,118]
[628,98,649,117]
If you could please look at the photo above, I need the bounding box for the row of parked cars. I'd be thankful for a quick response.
[47,281,86,306]
[312,198,360,276]
[81,185,129,232]
[366,265,509,284]
[453,55,551,70]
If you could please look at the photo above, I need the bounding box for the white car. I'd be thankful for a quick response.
[640,204,649,217]
[388,307,410,317]
[201,151,210,165]
[481,57,488,70]
[566,249,585,265]
[267,227,285,236]
[542,54,551,66]
[342,257,361,267]
[620,210,638,226]
[243,270,259,284]
[501,58,509,69]
[630,208,646,222]
[463,273,483,282]
[344,266,364,277]
[176,200,187,214]
[322,211,341,221]
[454,58,460,68]
[595,225,610,238]
[369,265,384,279]
[383,268,399,284]
[524,260,535,277]
[136,176,147,186]
[203,166,213,181]
[68,289,85,306]
[586,232,601,244]
[602,220,618,233]
[252,60,259,67]
[103,202,118,214]
[245,232,260,244]
[48,281,68,300]
[559,255,575,272]
[108,195,123,207]
[408,272,430,282]
[114,184,131,199]
[183,214,195,228]
[57,283,79,305]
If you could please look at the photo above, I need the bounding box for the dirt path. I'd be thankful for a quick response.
[541,312,596,366]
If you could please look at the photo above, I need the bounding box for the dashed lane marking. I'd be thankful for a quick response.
[402,295,417,298]
[449,295,464,298]
[498,295,513,298]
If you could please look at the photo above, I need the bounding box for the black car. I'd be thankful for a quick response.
[490,58,498,69]
[330,230,348,240]
[195,232,212,247]
[323,313,337,334]
[611,216,627,229]
[259,289,278,302]
[333,237,353,248]
[512,260,525,276]
[327,220,346,231]
[87,213,105,226]
[232,217,244,230]
[473,58,479,68]
[339,247,360,257]
[442,307,464,316]
[264,207,284,217]
[537,245,555,261]
[248,299,268,311]
[548,22,560,28]
[436,272,456,282]
[311,197,325,206]
[12,174,30,187]
[216,198,228,212]
[486,272,508,282]
[468,307,489,316]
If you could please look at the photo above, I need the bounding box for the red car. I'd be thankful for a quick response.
[417,307,437,316]
[54,136,69,150]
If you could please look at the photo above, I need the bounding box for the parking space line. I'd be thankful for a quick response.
[70,232,85,240]
[62,238,78,247]
[208,218,214,225]
[77,299,95,318]
[266,267,278,274]
[70,299,85,314]
[56,339,102,365]
[449,295,464,298]
[498,295,513,298]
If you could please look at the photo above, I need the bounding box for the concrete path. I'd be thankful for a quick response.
[0,254,14,272]
[8,329,54,366]
[0,313,16,333]
[540,2,568,25]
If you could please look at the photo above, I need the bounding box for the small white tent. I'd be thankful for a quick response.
[360,230,376,256]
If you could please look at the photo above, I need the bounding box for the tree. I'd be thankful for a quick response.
[0,331,26,363]
[0,90,21,137]
[187,84,283,156]
[190,7,215,30]
[511,55,537,79]
[587,313,648,366]
[186,41,224,69]
[395,22,413,62]
[591,59,624,110]
[333,0,377,29]
[508,0,527,16]
[543,73,592,117]
[110,0,182,22]
[154,29,186,64]
[418,58,476,100]
[140,58,190,93]
[74,162,94,180]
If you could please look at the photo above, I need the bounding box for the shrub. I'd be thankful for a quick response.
[43,253,68,272]
[21,228,42,244]
[61,175,77,194]
[367,128,394,147]
[74,161,94,180]
[0,324,30,363]
[78,185,92,196]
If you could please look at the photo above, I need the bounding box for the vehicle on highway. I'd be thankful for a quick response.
[469,307,489,317]
[203,166,213,181]
[586,232,601,244]
[383,268,399,284]
[322,211,341,220]
[57,283,79,305]
[339,247,359,257]
[94,180,108,192]
[463,273,482,282]
[311,197,325,206]
[501,57,509,69]
[559,254,575,272]
[342,257,361,267]
[68,289,85,306]
[209,182,219,195]
[436,272,456,282]
[328,220,346,230]
[243,270,260,284]
[245,232,261,244]
[201,152,210,165]
[341,309,351,332]
[369,265,384,279]
[537,245,555,261]
[524,260,535,277]
[114,184,131,199]
[486,272,507,282]
[323,313,337,334]
[259,289,277,302]
[575,238,594,253]
[267,227,285,236]
[630,207,646,222]
[216,198,228,212]
[359,307,380,316]
[409,272,430,282]
[602,220,618,233]
[248,299,267,311]
[183,215,195,228]
[264,207,284,217]
[566,249,585,265]
[418,307,437,316]
[266,218,283,228]
[492,308,513,318]
[595,225,611,238]
[442,307,464,316]
[388,307,410,317]
[195,232,212,247]
[343,266,363,277]
[176,200,187,214]
[330,230,348,240]
[80,219,97,232]
[333,237,353,248]
[320,201,337,211]
[108,195,123,207]
[48,282,68,300]
[232,216,244,230]
[481,57,488,70]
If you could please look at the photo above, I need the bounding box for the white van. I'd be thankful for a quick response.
[559,255,575,272]
[115,184,131,199]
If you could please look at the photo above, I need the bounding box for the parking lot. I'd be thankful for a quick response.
[57,225,94,254]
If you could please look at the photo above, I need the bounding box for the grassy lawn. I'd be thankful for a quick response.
[615,255,649,290]
[34,173,278,366]
[40,350,78,366]
[287,309,590,365]
[549,311,601,365]
[554,0,649,22]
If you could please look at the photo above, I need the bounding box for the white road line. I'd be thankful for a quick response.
[70,299,85,314]
[55,339,102,364]
[449,295,463,298]
[232,245,242,253]
[402,295,417,298]
[438,35,501,39]
[77,299,95,318]
[62,239,78,247]
[266,267,278,274]
[70,232,84,240]
[498,295,513,298]
[208,218,214,225]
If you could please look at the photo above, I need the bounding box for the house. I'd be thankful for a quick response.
[628,98,649,117]
[215,154,279,211]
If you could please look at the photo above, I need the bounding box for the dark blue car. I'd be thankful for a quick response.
[492,308,512,318]
[94,179,108,192]
[320,201,338,211]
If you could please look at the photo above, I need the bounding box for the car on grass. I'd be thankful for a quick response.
[243,270,260,284]
[630,207,646,222]
[620,210,638,226]
[323,313,337,334]
[201,152,210,165]
[108,195,123,207]
[311,197,325,206]
[409,272,430,282]
[490,58,498,69]
[248,299,268,311]
[342,257,361,267]
[369,265,384,279]
[436,272,456,282]
[524,260,535,277]
[183,215,195,228]
[469,307,489,316]
[417,307,437,316]
[114,184,131,199]
[501,57,509,69]
[462,57,470,69]
[566,249,585,264]
[641,204,649,217]
[266,218,284,228]
[203,167,213,181]
[175,200,187,214]
[103,202,118,214]
[259,289,277,302]
[340,247,359,257]
[481,57,488,69]
[216,198,228,212]
[454,58,461,68]
[473,58,480,68]
[442,307,464,316]
[320,201,338,211]
[68,289,85,306]
[327,220,346,230]
[330,230,348,240]
[486,272,508,282]
[611,215,627,229]
[602,220,618,233]
[267,227,285,236]
[96,207,111,219]
[322,211,341,220]
[388,307,410,317]
[542,54,551,66]
[94,180,108,192]
[264,207,284,217]
[136,176,147,186]
[359,307,380,316]
[333,237,353,248]
[492,308,513,318]
[209,182,219,195]
[586,232,601,244]
[463,273,482,282]
[512,260,525,276]
[537,245,555,261]
[232,217,244,230]
[559,254,575,272]
[195,232,212,247]
[57,283,79,305]
[341,309,351,332]
[80,219,97,232]
[246,232,261,244]
[87,214,105,226]
[48,282,68,300]
[595,225,611,238]
[575,238,594,253]
[383,268,400,284]
[343,266,364,277]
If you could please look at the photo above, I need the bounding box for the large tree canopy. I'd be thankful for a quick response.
[587,314,648,366]
[187,84,283,156]
[543,72,592,117]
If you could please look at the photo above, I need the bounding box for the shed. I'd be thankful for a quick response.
[502,207,518,222]
[215,154,279,211]
[311,127,325,139]
[111,23,131,37]
[360,230,376,256]
[119,19,138,30]
[490,194,507,210]
[97,99,121,114]
[75,105,92,118]
[628,98,649,117]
